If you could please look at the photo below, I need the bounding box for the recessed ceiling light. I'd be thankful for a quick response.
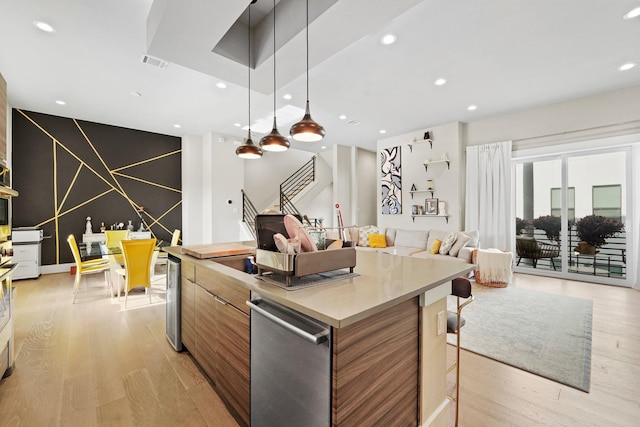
[321,146,327,150]
[467,105,477,111]
[173,124,181,129]
[130,91,142,97]
[339,115,347,120]
[283,94,292,100]
[55,100,66,105]
[234,123,242,127]
[380,34,397,45]
[33,21,55,33]
[434,78,447,86]
[216,82,227,89]
[623,7,640,19]
[379,130,387,134]
[619,62,636,71]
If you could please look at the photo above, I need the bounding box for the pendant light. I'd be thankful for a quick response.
[259,0,290,152]
[236,1,263,159]
[289,0,325,142]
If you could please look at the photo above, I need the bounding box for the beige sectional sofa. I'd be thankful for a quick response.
[327,226,480,264]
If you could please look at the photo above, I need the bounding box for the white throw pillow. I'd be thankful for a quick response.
[439,232,458,255]
[449,232,471,257]
[358,226,385,247]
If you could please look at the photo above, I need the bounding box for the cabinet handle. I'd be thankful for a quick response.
[214,296,228,305]
[247,300,329,345]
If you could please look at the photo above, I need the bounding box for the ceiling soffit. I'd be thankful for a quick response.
[146,0,422,94]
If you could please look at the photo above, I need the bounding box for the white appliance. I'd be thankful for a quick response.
[11,227,44,280]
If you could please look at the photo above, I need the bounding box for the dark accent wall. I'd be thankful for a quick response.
[12,109,181,266]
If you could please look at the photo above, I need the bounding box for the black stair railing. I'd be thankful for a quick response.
[241,189,258,239]
[280,156,315,214]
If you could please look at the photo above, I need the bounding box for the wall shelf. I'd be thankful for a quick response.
[408,138,433,152]
[409,189,434,199]
[410,214,449,223]
[423,159,450,172]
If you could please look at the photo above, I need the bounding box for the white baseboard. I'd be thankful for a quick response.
[40,263,74,275]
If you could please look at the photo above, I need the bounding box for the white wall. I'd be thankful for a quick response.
[356,148,376,226]
[182,132,245,245]
[465,84,640,149]
[377,122,464,232]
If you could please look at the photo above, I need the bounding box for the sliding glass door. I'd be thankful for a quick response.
[514,148,630,286]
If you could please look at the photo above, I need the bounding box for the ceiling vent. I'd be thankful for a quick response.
[141,54,169,69]
[346,119,361,126]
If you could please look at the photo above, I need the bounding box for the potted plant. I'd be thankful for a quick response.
[574,215,624,254]
[532,215,561,243]
[515,217,530,235]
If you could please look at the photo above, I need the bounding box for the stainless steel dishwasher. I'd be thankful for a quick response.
[248,294,331,427]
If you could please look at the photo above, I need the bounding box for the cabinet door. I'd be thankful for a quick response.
[181,276,196,351]
[215,299,250,427]
[195,285,218,384]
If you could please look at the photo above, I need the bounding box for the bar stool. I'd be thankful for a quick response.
[446,277,474,427]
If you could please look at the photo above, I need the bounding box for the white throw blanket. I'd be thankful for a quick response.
[476,248,513,284]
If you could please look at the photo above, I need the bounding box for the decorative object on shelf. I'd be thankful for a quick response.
[100,222,106,232]
[423,131,431,140]
[410,183,417,191]
[412,205,419,215]
[425,198,439,215]
[289,0,325,142]
[426,179,434,191]
[260,0,290,152]
[138,222,145,232]
[438,201,447,216]
[85,216,93,234]
[441,152,449,161]
[381,146,402,215]
[126,220,134,232]
[236,0,263,159]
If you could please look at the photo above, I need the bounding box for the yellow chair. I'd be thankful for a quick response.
[105,230,130,265]
[156,229,181,266]
[67,234,112,304]
[120,238,156,308]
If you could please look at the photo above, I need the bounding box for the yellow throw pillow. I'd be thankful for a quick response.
[430,239,442,254]
[368,233,387,248]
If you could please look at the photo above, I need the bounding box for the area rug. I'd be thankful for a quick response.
[450,285,593,392]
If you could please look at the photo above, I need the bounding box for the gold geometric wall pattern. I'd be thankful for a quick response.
[12,109,182,266]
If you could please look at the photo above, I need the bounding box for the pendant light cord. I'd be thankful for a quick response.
[306,0,309,102]
[273,0,277,119]
[248,4,251,131]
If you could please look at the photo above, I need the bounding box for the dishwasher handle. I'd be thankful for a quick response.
[247,300,329,345]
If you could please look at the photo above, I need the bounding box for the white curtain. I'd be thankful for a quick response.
[465,141,512,250]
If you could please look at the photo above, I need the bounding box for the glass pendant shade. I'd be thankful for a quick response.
[290,101,325,142]
[236,131,263,159]
[260,118,290,152]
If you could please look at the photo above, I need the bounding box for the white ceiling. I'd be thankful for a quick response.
[1,0,639,153]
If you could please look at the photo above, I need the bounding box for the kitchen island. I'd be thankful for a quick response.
[165,246,474,427]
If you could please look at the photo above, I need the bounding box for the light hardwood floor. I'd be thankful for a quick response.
[0,271,638,426]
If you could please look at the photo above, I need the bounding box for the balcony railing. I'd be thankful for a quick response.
[516,227,626,278]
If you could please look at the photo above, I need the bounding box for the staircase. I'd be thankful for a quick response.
[242,156,319,236]
[280,156,315,216]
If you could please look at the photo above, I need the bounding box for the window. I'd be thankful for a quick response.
[551,187,575,221]
[592,185,621,219]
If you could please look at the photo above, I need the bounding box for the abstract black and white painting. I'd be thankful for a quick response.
[381,146,402,214]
